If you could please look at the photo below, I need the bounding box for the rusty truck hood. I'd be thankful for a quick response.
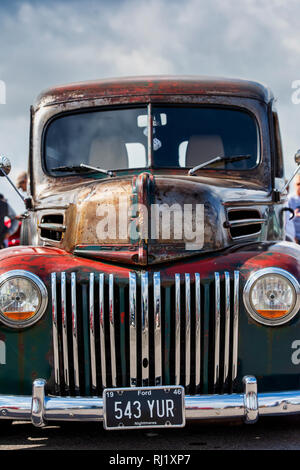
[36,173,269,265]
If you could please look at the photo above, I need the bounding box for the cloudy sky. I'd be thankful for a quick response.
[0,0,300,211]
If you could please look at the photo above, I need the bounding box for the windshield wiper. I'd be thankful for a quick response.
[188,155,251,176]
[52,163,114,177]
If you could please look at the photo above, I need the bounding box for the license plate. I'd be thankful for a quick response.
[103,386,185,430]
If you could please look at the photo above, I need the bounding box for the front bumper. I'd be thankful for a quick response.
[0,376,299,427]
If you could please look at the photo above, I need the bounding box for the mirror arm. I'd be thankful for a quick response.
[0,167,26,203]
[280,165,300,195]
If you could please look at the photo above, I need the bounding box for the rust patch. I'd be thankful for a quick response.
[34,76,273,110]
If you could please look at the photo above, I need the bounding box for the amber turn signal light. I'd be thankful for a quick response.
[256,309,289,319]
[2,311,36,321]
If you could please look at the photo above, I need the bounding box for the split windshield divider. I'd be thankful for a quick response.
[147,102,153,167]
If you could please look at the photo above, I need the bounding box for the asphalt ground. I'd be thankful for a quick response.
[0,415,300,451]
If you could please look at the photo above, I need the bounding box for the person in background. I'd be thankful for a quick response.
[288,174,300,244]
[16,171,28,196]
[0,194,19,248]
[285,183,296,241]
[0,194,8,248]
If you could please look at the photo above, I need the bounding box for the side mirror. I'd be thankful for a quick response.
[295,149,300,165]
[0,155,11,176]
[0,155,27,204]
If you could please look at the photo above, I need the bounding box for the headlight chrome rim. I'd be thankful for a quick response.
[0,270,48,328]
[243,267,300,326]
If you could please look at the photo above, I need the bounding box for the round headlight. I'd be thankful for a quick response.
[243,268,300,326]
[0,270,48,328]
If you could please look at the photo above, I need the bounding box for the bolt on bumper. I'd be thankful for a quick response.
[0,375,300,427]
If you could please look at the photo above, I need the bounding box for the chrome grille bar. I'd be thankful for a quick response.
[109,274,116,387]
[71,272,80,392]
[214,272,221,389]
[99,273,106,388]
[141,272,149,386]
[185,273,191,388]
[153,272,162,385]
[224,272,231,384]
[89,273,97,392]
[51,273,60,393]
[61,272,69,390]
[175,273,181,385]
[129,272,137,387]
[195,273,201,389]
[232,271,240,382]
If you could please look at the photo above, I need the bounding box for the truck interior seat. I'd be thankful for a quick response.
[88,136,129,170]
[185,134,224,168]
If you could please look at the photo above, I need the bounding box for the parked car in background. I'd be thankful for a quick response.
[6,219,21,247]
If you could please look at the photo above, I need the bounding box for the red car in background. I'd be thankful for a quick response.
[4,216,21,246]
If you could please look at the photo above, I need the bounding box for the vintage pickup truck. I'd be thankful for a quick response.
[0,76,300,429]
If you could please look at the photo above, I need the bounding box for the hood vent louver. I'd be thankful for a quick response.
[225,209,265,239]
[39,214,65,242]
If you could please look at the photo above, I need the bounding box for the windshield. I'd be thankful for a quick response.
[44,106,259,175]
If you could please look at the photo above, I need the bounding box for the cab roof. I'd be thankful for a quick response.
[35,75,273,109]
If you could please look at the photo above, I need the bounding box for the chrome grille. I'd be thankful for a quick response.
[51,271,239,396]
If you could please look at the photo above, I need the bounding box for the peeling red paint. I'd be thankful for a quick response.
[35,76,273,110]
[1,242,299,283]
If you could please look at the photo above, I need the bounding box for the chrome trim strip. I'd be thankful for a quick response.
[185,273,191,388]
[153,272,162,386]
[109,274,116,387]
[175,273,181,385]
[214,272,221,389]
[129,272,137,387]
[38,223,66,232]
[89,273,97,392]
[61,272,69,390]
[51,273,60,393]
[31,379,46,427]
[224,271,230,385]
[227,218,265,228]
[195,273,201,389]
[232,271,239,382]
[99,273,106,388]
[71,272,80,393]
[141,272,149,386]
